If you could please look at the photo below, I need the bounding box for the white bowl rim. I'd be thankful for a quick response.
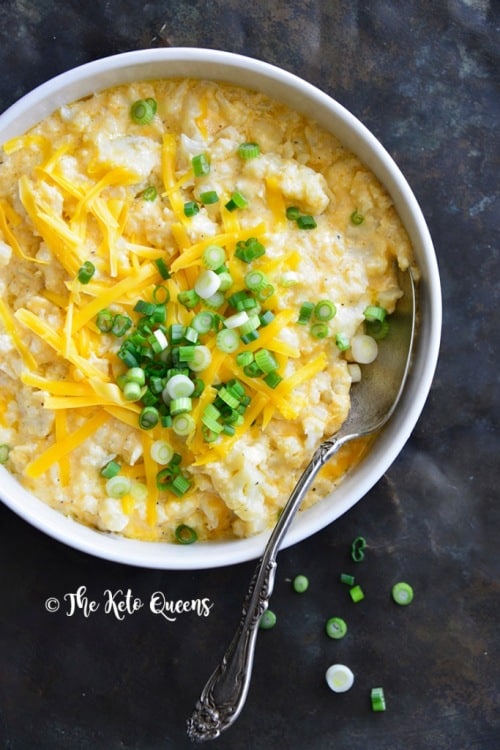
[0,47,442,569]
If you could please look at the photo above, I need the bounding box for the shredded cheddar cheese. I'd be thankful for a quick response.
[0,77,413,543]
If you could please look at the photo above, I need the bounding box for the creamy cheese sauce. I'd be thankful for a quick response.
[0,79,414,542]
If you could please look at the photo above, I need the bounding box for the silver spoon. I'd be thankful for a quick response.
[187,267,415,742]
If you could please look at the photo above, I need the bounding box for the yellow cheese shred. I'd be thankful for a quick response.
[0,299,38,371]
[25,410,109,479]
[55,410,71,486]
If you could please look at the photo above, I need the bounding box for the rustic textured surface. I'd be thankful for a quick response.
[0,1,499,748]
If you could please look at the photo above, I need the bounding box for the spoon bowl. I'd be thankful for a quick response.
[187,267,416,741]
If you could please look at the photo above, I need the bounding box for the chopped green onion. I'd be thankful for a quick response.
[183,200,199,217]
[350,209,364,225]
[292,575,309,593]
[150,440,175,465]
[77,260,95,284]
[216,328,240,353]
[0,445,10,463]
[217,270,233,292]
[123,381,143,401]
[259,310,274,327]
[254,348,279,374]
[202,245,226,270]
[310,322,329,339]
[340,573,355,586]
[351,334,378,364]
[225,191,248,211]
[174,524,198,544]
[152,285,169,304]
[296,214,317,229]
[314,300,336,322]
[392,581,414,606]
[365,318,390,340]
[111,314,132,337]
[234,237,266,263]
[154,258,170,279]
[188,345,212,372]
[325,664,354,693]
[164,373,195,400]
[134,299,156,316]
[335,333,350,351]
[236,351,254,367]
[172,413,196,436]
[141,185,157,201]
[130,98,157,125]
[192,311,215,334]
[244,361,263,377]
[192,153,210,177]
[170,474,192,496]
[100,460,121,479]
[238,142,260,159]
[259,609,277,630]
[370,687,386,712]
[194,269,221,300]
[349,584,365,603]
[286,206,301,220]
[199,190,219,205]
[96,309,114,333]
[298,301,314,325]
[245,270,267,292]
[325,617,348,639]
[223,310,249,329]
[105,475,131,498]
[351,535,367,562]
[170,397,192,415]
[178,289,201,309]
[364,305,387,323]
[204,291,225,309]
[138,406,159,430]
[263,371,282,388]
[239,314,261,335]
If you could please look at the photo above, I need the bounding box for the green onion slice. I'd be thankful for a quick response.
[77,260,95,284]
[150,440,175,465]
[314,300,336,321]
[325,617,348,639]
[391,581,414,606]
[259,609,277,630]
[192,153,210,177]
[238,142,260,159]
[174,524,198,544]
[0,444,10,463]
[130,98,157,125]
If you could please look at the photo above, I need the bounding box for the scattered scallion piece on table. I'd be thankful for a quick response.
[259,609,277,630]
[351,535,367,562]
[292,575,309,593]
[325,664,354,693]
[370,687,386,712]
[391,581,414,606]
[349,584,365,603]
[325,617,347,639]
[340,573,355,586]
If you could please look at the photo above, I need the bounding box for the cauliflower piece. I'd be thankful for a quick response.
[244,153,329,214]
[95,135,160,181]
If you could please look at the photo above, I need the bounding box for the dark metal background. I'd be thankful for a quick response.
[0,2,498,748]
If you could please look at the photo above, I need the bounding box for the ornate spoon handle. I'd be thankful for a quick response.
[186,435,346,742]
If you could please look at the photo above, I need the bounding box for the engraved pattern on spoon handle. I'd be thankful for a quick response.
[187,436,344,742]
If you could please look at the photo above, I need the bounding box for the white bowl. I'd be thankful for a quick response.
[0,48,441,569]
